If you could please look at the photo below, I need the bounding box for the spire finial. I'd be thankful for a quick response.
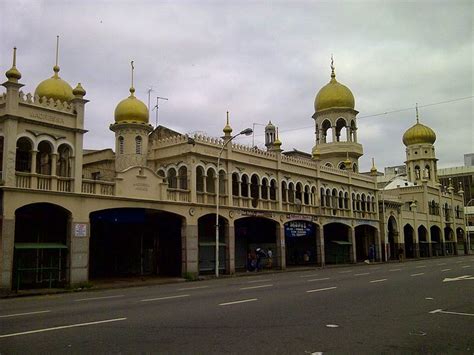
[415,103,419,123]
[370,157,378,175]
[330,54,335,78]
[13,47,17,66]
[53,35,60,75]
[130,60,135,96]
[226,111,229,125]
[372,157,375,167]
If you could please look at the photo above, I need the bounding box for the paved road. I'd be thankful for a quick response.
[1,256,473,354]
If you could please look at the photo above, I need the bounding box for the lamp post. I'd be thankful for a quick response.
[215,127,253,277]
[381,173,405,261]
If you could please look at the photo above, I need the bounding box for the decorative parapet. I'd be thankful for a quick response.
[18,91,75,114]
[320,164,349,177]
[281,154,316,168]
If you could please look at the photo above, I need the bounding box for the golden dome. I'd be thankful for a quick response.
[223,112,233,134]
[35,66,74,102]
[402,121,436,146]
[315,67,355,112]
[73,83,86,97]
[5,47,21,82]
[114,87,149,123]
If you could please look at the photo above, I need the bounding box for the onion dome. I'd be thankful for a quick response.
[73,83,86,97]
[314,61,355,112]
[402,121,436,146]
[114,87,149,123]
[35,65,74,102]
[5,47,21,82]
[265,121,275,130]
[311,146,321,160]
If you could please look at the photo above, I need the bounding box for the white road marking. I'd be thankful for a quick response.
[140,294,190,302]
[0,310,51,318]
[307,277,330,282]
[443,275,474,282]
[437,263,447,266]
[425,297,434,300]
[410,273,425,277]
[415,265,427,268]
[369,279,387,283]
[177,285,209,291]
[326,324,339,328]
[300,274,320,278]
[338,270,352,273]
[389,268,402,272]
[456,260,464,264]
[246,278,272,283]
[74,295,124,302]
[441,268,452,272]
[462,265,471,268]
[0,317,127,338]
[240,284,273,290]
[219,298,258,306]
[429,309,474,317]
[354,273,370,276]
[306,287,337,293]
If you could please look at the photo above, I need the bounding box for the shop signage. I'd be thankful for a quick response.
[74,223,88,237]
[285,221,315,238]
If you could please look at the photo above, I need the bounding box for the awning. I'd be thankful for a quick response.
[14,243,68,250]
[331,240,352,245]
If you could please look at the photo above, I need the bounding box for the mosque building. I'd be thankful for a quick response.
[0,44,467,292]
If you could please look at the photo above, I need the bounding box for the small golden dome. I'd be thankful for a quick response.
[73,83,86,97]
[114,87,149,123]
[315,66,354,112]
[402,122,436,146]
[5,47,21,82]
[223,111,233,134]
[311,145,321,160]
[35,66,74,102]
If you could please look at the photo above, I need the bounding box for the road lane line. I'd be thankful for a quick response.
[0,317,127,338]
[462,265,471,268]
[307,277,330,282]
[389,268,402,272]
[246,278,272,283]
[429,309,474,317]
[456,260,464,264]
[240,284,273,290]
[219,298,258,306]
[437,263,447,266]
[369,279,387,283]
[177,286,209,291]
[411,273,425,277]
[306,287,337,293]
[338,270,352,273]
[0,310,51,318]
[415,265,426,268]
[74,295,124,302]
[354,273,370,276]
[300,274,320,278]
[441,269,452,272]
[140,294,190,302]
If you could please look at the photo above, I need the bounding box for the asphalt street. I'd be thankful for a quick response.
[0,256,473,354]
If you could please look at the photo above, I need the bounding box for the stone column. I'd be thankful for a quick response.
[374,228,382,262]
[182,217,199,276]
[346,126,351,142]
[30,150,38,174]
[317,225,325,267]
[69,220,90,285]
[427,229,433,257]
[276,223,286,270]
[0,217,15,290]
[226,220,235,275]
[349,226,356,263]
[332,125,336,142]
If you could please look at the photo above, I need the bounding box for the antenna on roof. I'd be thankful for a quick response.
[153,96,168,127]
[147,87,154,112]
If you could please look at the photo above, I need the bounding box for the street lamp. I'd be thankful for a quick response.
[215,127,253,277]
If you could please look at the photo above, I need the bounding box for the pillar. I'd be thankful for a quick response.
[375,228,382,262]
[0,217,15,290]
[225,221,235,275]
[317,225,325,267]
[69,219,90,285]
[349,226,356,263]
[182,217,199,275]
[276,223,286,270]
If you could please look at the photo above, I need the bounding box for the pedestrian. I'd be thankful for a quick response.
[247,249,257,272]
[267,248,273,268]
[256,248,266,271]
[398,246,404,262]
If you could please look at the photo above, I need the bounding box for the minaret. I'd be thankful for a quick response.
[110,61,153,172]
[264,121,276,151]
[222,111,233,140]
[402,104,438,186]
[312,56,363,171]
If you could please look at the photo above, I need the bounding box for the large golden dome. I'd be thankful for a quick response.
[315,68,355,112]
[114,87,149,123]
[402,121,436,146]
[35,66,74,102]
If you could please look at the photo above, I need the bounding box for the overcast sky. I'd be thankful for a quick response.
[1,0,472,171]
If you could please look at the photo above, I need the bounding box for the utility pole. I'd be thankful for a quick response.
[147,87,154,113]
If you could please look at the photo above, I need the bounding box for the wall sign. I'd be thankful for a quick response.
[284,221,315,238]
[74,223,88,237]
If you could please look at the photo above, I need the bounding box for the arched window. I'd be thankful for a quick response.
[415,165,421,180]
[206,168,216,193]
[361,194,366,212]
[344,192,349,209]
[241,174,249,197]
[16,137,33,172]
[425,165,431,179]
[304,185,310,205]
[261,178,269,200]
[338,191,344,208]
[335,118,347,142]
[135,136,142,154]
[288,183,295,203]
[352,193,356,210]
[338,162,346,170]
[320,187,325,207]
[326,188,331,207]
[322,120,332,143]
[270,180,277,201]
[218,169,226,194]
[196,166,205,192]
[325,162,333,168]
[167,168,177,188]
[250,174,259,207]
[232,173,239,196]
[282,181,288,202]
[296,183,303,203]
[57,144,72,177]
[352,163,358,173]
[356,194,361,211]
[118,136,124,154]
[37,140,53,175]
[178,166,187,190]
